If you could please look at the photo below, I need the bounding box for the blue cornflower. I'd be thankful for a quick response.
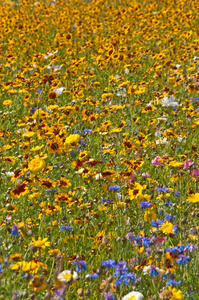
[0,264,4,273]
[167,279,181,286]
[174,191,180,196]
[61,225,73,231]
[156,187,170,192]
[142,237,151,247]
[30,107,38,114]
[149,265,159,276]
[114,272,137,286]
[45,189,57,193]
[101,259,116,268]
[164,213,176,220]
[86,273,99,279]
[151,219,163,230]
[101,198,112,204]
[176,254,190,265]
[73,130,81,134]
[11,225,19,236]
[140,201,152,208]
[84,129,92,133]
[70,149,75,155]
[173,223,180,234]
[132,236,143,247]
[73,260,87,272]
[108,185,120,191]
[112,261,128,275]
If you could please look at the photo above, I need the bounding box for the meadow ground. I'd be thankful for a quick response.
[0,0,199,299]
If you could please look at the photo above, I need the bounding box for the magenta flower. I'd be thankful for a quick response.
[152,156,163,166]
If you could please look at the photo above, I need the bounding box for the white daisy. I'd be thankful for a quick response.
[122,291,144,300]
[57,270,78,283]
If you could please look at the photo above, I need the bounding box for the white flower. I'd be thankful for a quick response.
[115,192,125,200]
[160,95,178,107]
[156,137,168,145]
[44,50,58,59]
[94,173,103,180]
[6,172,14,177]
[122,291,144,300]
[53,87,65,96]
[57,270,78,283]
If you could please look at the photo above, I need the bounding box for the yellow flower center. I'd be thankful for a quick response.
[63,273,72,280]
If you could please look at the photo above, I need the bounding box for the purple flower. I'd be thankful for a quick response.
[55,285,66,300]
[140,201,152,208]
[73,260,87,272]
[86,273,99,279]
[108,185,120,191]
[149,265,159,276]
[61,225,73,231]
[104,292,116,300]
[30,107,37,114]
[167,279,181,286]
[176,254,190,265]
[0,265,4,273]
[11,225,19,236]
[101,259,116,268]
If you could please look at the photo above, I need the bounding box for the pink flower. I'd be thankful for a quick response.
[193,78,199,86]
[184,159,194,169]
[192,167,199,178]
[152,156,163,166]
[184,160,199,177]
[142,172,150,178]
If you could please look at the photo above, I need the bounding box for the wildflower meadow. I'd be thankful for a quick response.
[1,0,199,299]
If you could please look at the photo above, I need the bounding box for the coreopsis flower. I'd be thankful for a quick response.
[29,158,46,172]
[10,184,29,199]
[3,156,16,164]
[129,182,146,200]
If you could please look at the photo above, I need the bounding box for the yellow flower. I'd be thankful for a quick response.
[11,260,46,274]
[3,100,13,105]
[187,193,199,204]
[144,209,157,222]
[3,156,16,164]
[129,182,146,200]
[31,237,50,249]
[168,287,184,300]
[29,158,46,172]
[31,145,44,152]
[64,134,80,145]
[30,275,47,293]
[159,221,173,234]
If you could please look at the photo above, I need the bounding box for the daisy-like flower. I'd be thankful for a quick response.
[122,291,144,300]
[57,270,78,283]
[31,237,50,250]
[160,94,178,107]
